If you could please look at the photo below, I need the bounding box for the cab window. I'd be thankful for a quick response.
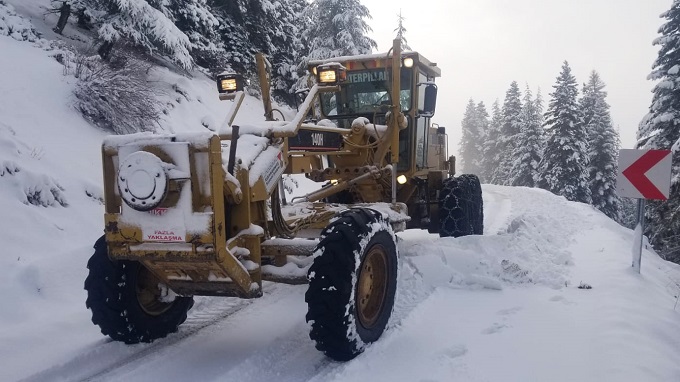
[320,68,412,118]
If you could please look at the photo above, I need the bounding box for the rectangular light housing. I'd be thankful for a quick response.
[318,70,337,83]
[216,73,244,94]
[314,63,346,85]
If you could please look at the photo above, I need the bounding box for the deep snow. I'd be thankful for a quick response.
[2,4,680,381]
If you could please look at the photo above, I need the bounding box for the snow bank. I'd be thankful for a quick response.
[398,186,577,295]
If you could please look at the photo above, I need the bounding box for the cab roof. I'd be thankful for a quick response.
[308,51,441,79]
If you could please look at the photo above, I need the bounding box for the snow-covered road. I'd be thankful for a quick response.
[4,185,679,382]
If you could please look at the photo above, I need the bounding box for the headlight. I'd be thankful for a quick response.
[216,73,244,94]
[315,63,346,85]
[403,57,414,68]
[220,78,237,92]
[397,175,408,184]
[318,69,337,83]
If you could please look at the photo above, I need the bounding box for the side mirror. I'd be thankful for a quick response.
[421,83,437,117]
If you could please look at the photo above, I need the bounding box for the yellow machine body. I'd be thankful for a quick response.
[100,40,450,298]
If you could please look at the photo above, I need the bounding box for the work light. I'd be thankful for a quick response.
[216,73,244,94]
[315,63,346,85]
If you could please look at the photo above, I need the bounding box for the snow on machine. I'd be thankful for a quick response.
[85,39,483,361]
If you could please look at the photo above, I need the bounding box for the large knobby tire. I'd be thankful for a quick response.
[84,236,194,344]
[305,208,398,361]
[439,174,484,237]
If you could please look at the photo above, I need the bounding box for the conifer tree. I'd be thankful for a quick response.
[536,61,591,203]
[394,10,410,52]
[492,81,522,185]
[475,100,490,171]
[510,86,544,187]
[208,0,251,73]
[242,0,274,56]
[637,0,680,262]
[84,0,194,68]
[481,100,502,183]
[581,71,621,221]
[459,99,484,175]
[535,87,545,129]
[228,0,306,103]
[296,0,376,89]
[155,0,224,71]
[269,0,306,103]
[533,88,545,149]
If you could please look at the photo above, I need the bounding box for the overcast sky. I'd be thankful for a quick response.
[361,0,670,160]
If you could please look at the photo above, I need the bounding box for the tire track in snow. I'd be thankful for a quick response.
[19,287,272,382]
[91,284,330,382]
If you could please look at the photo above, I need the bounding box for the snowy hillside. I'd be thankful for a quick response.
[2,4,680,382]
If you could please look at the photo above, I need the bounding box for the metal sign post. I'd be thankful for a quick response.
[617,149,672,274]
[632,199,645,273]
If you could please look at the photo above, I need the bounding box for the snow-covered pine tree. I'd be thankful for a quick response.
[460,99,477,171]
[243,0,273,56]
[296,0,377,89]
[481,100,502,183]
[580,74,598,128]
[459,99,484,175]
[394,10,410,52]
[535,87,545,128]
[492,81,522,185]
[536,61,591,203]
[581,71,621,221]
[637,0,680,263]
[239,0,285,97]
[269,0,306,104]
[150,0,225,72]
[510,85,544,187]
[84,0,193,68]
[208,0,251,74]
[474,101,490,177]
[620,197,639,229]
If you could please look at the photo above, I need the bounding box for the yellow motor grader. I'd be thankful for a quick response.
[85,39,483,361]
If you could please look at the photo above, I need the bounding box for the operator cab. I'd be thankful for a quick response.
[307,52,441,173]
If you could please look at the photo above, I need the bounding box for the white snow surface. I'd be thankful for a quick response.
[2,10,680,382]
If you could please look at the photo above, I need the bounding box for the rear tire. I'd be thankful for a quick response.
[439,174,484,237]
[84,236,194,344]
[305,209,398,361]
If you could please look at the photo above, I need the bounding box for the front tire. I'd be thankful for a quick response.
[439,174,484,237]
[84,236,194,344]
[305,209,398,361]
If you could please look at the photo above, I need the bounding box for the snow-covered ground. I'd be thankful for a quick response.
[2,4,680,381]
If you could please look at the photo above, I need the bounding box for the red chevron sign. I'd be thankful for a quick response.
[617,149,672,200]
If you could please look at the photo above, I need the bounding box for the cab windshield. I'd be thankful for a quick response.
[320,68,412,117]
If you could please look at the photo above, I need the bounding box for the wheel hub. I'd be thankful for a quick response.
[357,244,388,328]
[136,266,175,316]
